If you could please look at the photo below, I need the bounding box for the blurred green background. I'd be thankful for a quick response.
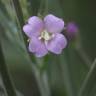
[0,0,96,96]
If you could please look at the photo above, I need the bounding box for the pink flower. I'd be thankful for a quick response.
[23,14,67,57]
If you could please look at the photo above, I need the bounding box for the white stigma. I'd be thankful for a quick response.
[39,30,53,41]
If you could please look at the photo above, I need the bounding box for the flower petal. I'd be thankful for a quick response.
[46,33,67,54]
[23,16,44,38]
[44,14,64,33]
[23,24,33,38]
[28,16,44,35]
[28,37,48,57]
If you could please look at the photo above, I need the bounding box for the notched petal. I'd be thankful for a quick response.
[28,37,48,57]
[28,16,44,34]
[44,14,64,33]
[23,16,44,37]
[23,24,32,38]
[46,33,67,54]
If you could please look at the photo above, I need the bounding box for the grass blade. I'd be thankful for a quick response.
[59,50,77,96]
[0,26,17,96]
[11,0,24,29]
[78,59,96,96]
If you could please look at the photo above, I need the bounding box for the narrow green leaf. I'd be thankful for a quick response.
[78,59,96,96]
[59,49,77,96]
[0,9,39,96]
[33,67,51,96]
[0,26,17,96]
[47,54,67,96]
[0,75,7,96]
[57,44,88,96]
[11,0,24,29]
[10,0,37,63]
[0,0,9,18]
[27,0,40,15]
[10,0,28,46]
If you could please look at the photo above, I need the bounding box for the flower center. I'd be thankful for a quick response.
[39,30,53,41]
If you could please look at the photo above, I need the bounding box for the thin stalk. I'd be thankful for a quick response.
[59,49,77,96]
[78,59,96,96]
[32,58,51,96]
[33,65,51,96]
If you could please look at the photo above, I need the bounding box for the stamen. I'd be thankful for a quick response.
[38,30,52,41]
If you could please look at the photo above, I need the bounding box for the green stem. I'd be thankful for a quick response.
[0,34,17,96]
[33,65,51,96]
[59,48,77,96]
[33,58,51,96]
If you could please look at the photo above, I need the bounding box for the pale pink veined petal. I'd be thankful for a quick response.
[46,33,67,54]
[44,14,64,33]
[23,16,44,38]
[28,37,48,57]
